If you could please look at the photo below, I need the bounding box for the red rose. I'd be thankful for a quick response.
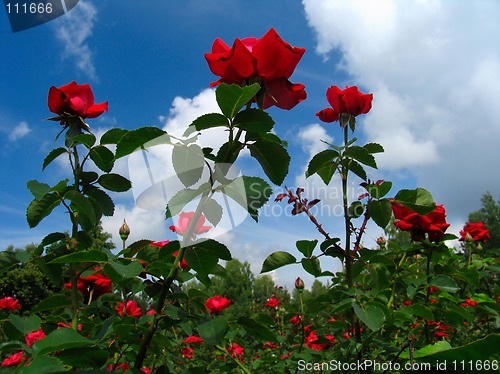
[265,297,280,308]
[48,81,108,119]
[289,315,302,325]
[305,331,332,351]
[25,328,46,346]
[459,221,490,242]
[116,300,142,318]
[460,298,477,307]
[1,351,26,367]
[227,342,244,359]
[316,85,373,123]
[391,202,450,242]
[169,211,211,236]
[205,296,231,314]
[150,240,170,248]
[205,28,306,110]
[183,336,204,344]
[182,347,194,360]
[106,362,129,372]
[0,297,21,312]
[64,271,113,302]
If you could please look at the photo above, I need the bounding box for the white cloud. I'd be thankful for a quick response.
[303,0,500,220]
[54,0,97,79]
[9,121,31,141]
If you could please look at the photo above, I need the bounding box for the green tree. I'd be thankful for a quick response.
[468,191,500,251]
[253,274,275,305]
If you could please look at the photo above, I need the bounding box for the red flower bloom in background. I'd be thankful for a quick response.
[106,362,129,372]
[0,297,21,312]
[316,85,373,123]
[459,221,490,242]
[227,342,244,359]
[289,315,302,325]
[25,328,46,346]
[305,331,334,351]
[265,297,280,308]
[48,81,108,119]
[182,347,194,360]
[183,336,204,345]
[205,28,306,109]
[1,351,26,367]
[116,300,142,318]
[150,240,170,248]
[151,241,189,269]
[205,296,231,314]
[391,202,450,242]
[460,298,478,307]
[169,212,212,236]
[65,270,113,302]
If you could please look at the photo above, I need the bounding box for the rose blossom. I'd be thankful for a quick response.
[205,28,306,109]
[48,81,108,119]
[183,336,204,344]
[25,328,46,346]
[116,300,142,318]
[459,221,490,242]
[0,297,21,312]
[205,296,231,314]
[169,212,212,236]
[265,297,280,308]
[64,270,113,302]
[1,351,26,367]
[316,85,373,123]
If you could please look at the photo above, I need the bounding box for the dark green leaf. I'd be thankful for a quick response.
[100,128,128,145]
[42,147,67,171]
[409,304,434,321]
[20,356,67,374]
[305,150,339,178]
[353,302,385,331]
[364,142,384,154]
[79,171,99,185]
[31,294,72,313]
[202,198,223,226]
[123,239,153,258]
[32,328,93,356]
[237,317,278,343]
[349,201,364,219]
[365,181,392,199]
[394,188,436,215]
[49,250,108,264]
[219,176,271,222]
[27,180,51,200]
[109,259,143,279]
[249,140,290,185]
[369,199,393,228]
[296,240,318,258]
[39,232,67,248]
[26,193,61,228]
[172,143,205,187]
[234,108,275,133]
[198,317,228,345]
[184,113,229,137]
[261,251,296,273]
[84,186,115,217]
[165,182,211,219]
[90,146,115,173]
[193,239,232,261]
[184,247,218,275]
[216,83,260,118]
[345,146,377,168]
[69,133,96,149]
[115,127,170,159]
[346,159,367,181]
[316,163,337,185]
[54,348,108,370]
[429,275,459,293]
[9,314,41,334]
[301,257,322,277]
[97,174,132,192]
[64,190,96,226]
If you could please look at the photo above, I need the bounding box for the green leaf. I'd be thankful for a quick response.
[109,259,143,279]
[352,302,385,331]
[394,188,436,215]
[202,198,223,226]
[249,140,290,185]
[305,150,339,178]
[79,171,98,185]
[9,314,41,334]
[198,317,228,345]
[216,83,261,118]
[301,257,322,277]
[429,275,460,293]
[97,173,132,192]
[32,328,93,356]
[234,108,275,133]
[42,147,67,171]
[219,176,271,222]
[64,190,96,226]
[345,146,377,168]
[26,193,61,228]
[100,128,128,145]
[402,341,452,359]
[364,142,384,154]
[89,146,115,172]
[172,143,205,187]
[408,304,434,321]
[84,186,115,217]
[54,347,108,369]
[316,163,337,185]
[69,133,96,148]
[184,113,229,136]
[49,250,108,264]
[20,356,67,374]
[296,240,318,258]
[261,251,296,273]
[123,239,153,258]
[115,127,170,159]
[365,181,392,199]
[165,182,211,219]
[369,199,392,228]
[348,201,364,219]
[194,239,232,261]
[27,180,51,200]
[31,294,72,313]
[184,247,218,275]
[346,159,367,181]
[237,317,278,343]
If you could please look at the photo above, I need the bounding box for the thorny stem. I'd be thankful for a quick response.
[353,197,372,253]
[70,145,81,331]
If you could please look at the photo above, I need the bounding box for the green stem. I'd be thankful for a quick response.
[341,123,352,287]
[70,145,81,331]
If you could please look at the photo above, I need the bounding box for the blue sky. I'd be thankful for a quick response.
[1,0,500,290]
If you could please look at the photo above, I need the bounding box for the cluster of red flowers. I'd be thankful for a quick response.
[305,330,336,351]
[181,335,204,360]
[64,269,113,303]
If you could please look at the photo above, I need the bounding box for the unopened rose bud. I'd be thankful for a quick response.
[119,219,130,241]
[465,232,474,242]
[295,277,304,291]
[376,236,386,247]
